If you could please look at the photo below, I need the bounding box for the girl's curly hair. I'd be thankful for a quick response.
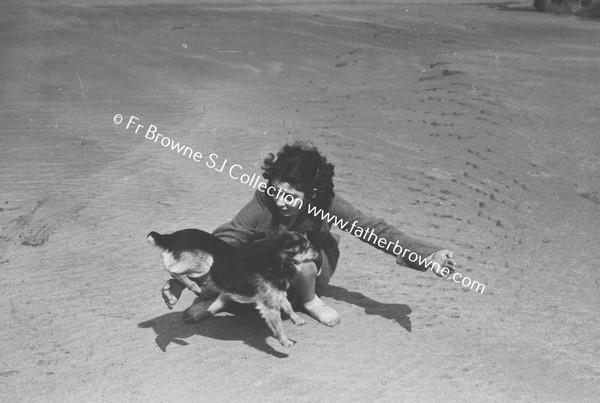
[262,142,335,211]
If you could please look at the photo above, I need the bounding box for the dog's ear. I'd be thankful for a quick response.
[273,251,300,279]
[276,238,306,273]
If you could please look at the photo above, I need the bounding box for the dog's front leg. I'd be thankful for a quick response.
[183,292,229,324]
[257,302,295,347]
[281,297,306,326]
[172,274,203,295]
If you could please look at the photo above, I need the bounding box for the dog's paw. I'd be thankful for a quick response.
[290,314,306,326]
[161,279,184,309]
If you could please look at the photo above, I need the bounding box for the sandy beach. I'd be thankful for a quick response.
[1,0,599,401]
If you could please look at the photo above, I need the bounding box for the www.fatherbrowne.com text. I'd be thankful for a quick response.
[114,113,486,294]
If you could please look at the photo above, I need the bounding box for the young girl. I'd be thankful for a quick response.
[162,142,455,326]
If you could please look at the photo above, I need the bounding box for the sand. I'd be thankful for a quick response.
[1,0,599,401]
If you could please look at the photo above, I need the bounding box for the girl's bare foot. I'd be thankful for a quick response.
[161,279,184,309]
[303,296,340,327]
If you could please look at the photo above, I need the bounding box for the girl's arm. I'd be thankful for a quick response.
[330,193,447,271]
[212,190,268,246]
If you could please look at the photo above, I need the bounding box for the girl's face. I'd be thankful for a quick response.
[271,180,306,219]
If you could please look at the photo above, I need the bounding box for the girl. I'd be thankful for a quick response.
[163,142,455,326]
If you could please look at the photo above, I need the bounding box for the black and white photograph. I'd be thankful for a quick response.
[1,0,599,401]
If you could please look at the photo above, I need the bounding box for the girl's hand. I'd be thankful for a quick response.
[425,249,456,277]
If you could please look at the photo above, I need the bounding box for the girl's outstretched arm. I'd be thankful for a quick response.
[330,193,453,273]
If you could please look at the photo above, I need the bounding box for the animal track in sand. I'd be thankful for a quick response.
[0,200,87,257]
[19,202,87,247]
[579,191,600,205]
[334,48,367,68]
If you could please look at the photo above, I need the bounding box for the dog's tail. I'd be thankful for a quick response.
[147,231,169,249]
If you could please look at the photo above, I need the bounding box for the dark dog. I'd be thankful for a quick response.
[147,229,319,347]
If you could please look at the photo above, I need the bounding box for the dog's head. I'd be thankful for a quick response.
[251,231,319,280]
[276,231,319,266]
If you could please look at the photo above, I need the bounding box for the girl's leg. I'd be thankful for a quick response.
[315,251,333,291]
[292,261,340,327]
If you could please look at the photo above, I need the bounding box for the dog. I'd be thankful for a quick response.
[147,229,319,347]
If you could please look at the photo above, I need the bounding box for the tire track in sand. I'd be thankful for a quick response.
[0,200,87,264]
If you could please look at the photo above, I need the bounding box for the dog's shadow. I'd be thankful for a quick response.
[138,303,291,358]
[321,285,412,332]
[139,287,411,356]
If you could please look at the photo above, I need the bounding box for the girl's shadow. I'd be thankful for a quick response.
[138,303,291,358]
[320,285,412,332]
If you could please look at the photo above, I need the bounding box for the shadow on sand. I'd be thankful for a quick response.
[138,303,291,358]
[321,285,412,332]
[139,285,412,357]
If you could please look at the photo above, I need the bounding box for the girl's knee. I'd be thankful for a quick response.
[294,260,332,291]
[315,266,332,290]
[295,261,319,278]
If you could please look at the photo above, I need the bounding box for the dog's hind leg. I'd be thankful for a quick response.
[256,302,294,347]
[183,293,229,324]
[161,278,185,309]
[172,274,203,295]
[281,297,306,326]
